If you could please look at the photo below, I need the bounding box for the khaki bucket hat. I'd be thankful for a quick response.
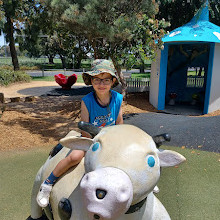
[82,59,119,87]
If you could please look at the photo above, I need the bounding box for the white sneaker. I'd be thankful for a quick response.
[36,183,53,207]
[153,185,160,194]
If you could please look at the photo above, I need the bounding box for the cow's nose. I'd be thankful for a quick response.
[96,189,107,199]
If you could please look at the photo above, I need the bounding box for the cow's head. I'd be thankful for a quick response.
[60,123,186,220]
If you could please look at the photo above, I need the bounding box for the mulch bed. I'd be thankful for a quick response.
[0,91,156,152]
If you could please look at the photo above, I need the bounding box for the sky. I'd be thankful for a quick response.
[0,34,5,46]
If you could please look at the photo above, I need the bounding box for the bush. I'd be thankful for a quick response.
[0,70,31,86]
[38,63,63,70]
[20,66,39,70]
[0,65,39,71]
[0,65,13,70]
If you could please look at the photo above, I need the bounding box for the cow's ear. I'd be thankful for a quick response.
[158,150,186,167]
[59,136,93,151]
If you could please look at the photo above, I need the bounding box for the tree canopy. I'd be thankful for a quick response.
[156,0,220,31]
[1,0,24,70]
[2,0,220,74]
[47,0,169,93]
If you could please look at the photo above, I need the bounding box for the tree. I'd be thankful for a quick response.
[0,0,34,70]
[49,0,168,94]
[71,35,91,69]
[156,0,198,31]
[43,28,91,69]
[0,45,10,56]
[156,0,220,31]
[19,1,91,69]
[209,0,220,26]
[0,0,4,24]
[17,1,56,61]
[0,0,26,70]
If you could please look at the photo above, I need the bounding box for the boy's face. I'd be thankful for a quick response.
[91,72,116,95]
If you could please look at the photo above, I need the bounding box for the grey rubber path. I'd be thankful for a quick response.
[124,112,220,153]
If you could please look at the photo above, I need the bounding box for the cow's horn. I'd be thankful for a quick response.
[78,121,101,137]
[153,133,171,148]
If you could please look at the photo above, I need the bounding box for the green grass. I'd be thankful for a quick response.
[187,70,204,77]
[187,71,196,76]
[157,146,220,220]
[31,74,84,83]
[131,72,150,78]
[0,57,91,70]
[0,147,51,220]
[31,76,56,81]
[0,146,219,220]
[0,57,46,67]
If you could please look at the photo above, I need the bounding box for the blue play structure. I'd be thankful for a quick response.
[150,0,220,114]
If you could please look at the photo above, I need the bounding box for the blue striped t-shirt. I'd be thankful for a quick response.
[82,90,123,128]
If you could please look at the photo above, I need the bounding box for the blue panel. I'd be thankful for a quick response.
[204,43,215,114]
[158,44,169,110]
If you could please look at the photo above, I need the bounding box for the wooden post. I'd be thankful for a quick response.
[0,93,4,103]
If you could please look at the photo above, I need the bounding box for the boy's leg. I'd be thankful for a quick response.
[37,150,85,207]
[53,150,85,177]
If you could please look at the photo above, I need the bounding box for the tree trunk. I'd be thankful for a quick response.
[48,56,54,64]
[111,56,127,97]
[91,40,98,59]
[69,56,74,69]
[140,61,145,73]
[7,17,19,71]
[59,54,66,69]
[74,55,82,69]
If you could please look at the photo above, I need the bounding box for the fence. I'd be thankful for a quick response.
[125,76,204,93]
[126,78,150,93]
[186,76,204,88]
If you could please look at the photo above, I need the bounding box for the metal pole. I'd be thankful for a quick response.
[4,34,7,57]
[42,57,46,77]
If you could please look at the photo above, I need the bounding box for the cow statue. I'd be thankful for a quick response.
[28,122,186,220]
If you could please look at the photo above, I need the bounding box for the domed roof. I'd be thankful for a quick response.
[163,0,220,43]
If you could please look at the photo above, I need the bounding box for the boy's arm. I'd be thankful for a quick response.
[80,100,92,138]
[116,106,123,125]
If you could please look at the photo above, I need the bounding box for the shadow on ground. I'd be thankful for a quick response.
[17,86,58,96]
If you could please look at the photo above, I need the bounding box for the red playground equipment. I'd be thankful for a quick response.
[54,73,77,90]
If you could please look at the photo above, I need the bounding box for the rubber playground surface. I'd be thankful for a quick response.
[124,112,220,153]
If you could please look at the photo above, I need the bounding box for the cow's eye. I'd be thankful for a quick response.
[92,142,100,152]
[147,156,155,167]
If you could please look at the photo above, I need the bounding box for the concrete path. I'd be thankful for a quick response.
[124,112,220,153]
[26,69,150,77]
[0,81,86,98]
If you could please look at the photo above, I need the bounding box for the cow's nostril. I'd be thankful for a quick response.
[96,189,107,199]
[94,214,100,219]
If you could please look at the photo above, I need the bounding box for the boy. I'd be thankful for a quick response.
[37,59,123,207]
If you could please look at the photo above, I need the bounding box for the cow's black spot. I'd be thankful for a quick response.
[58,198,72,220]
[49,143,63,158]
[94,214,100,219]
